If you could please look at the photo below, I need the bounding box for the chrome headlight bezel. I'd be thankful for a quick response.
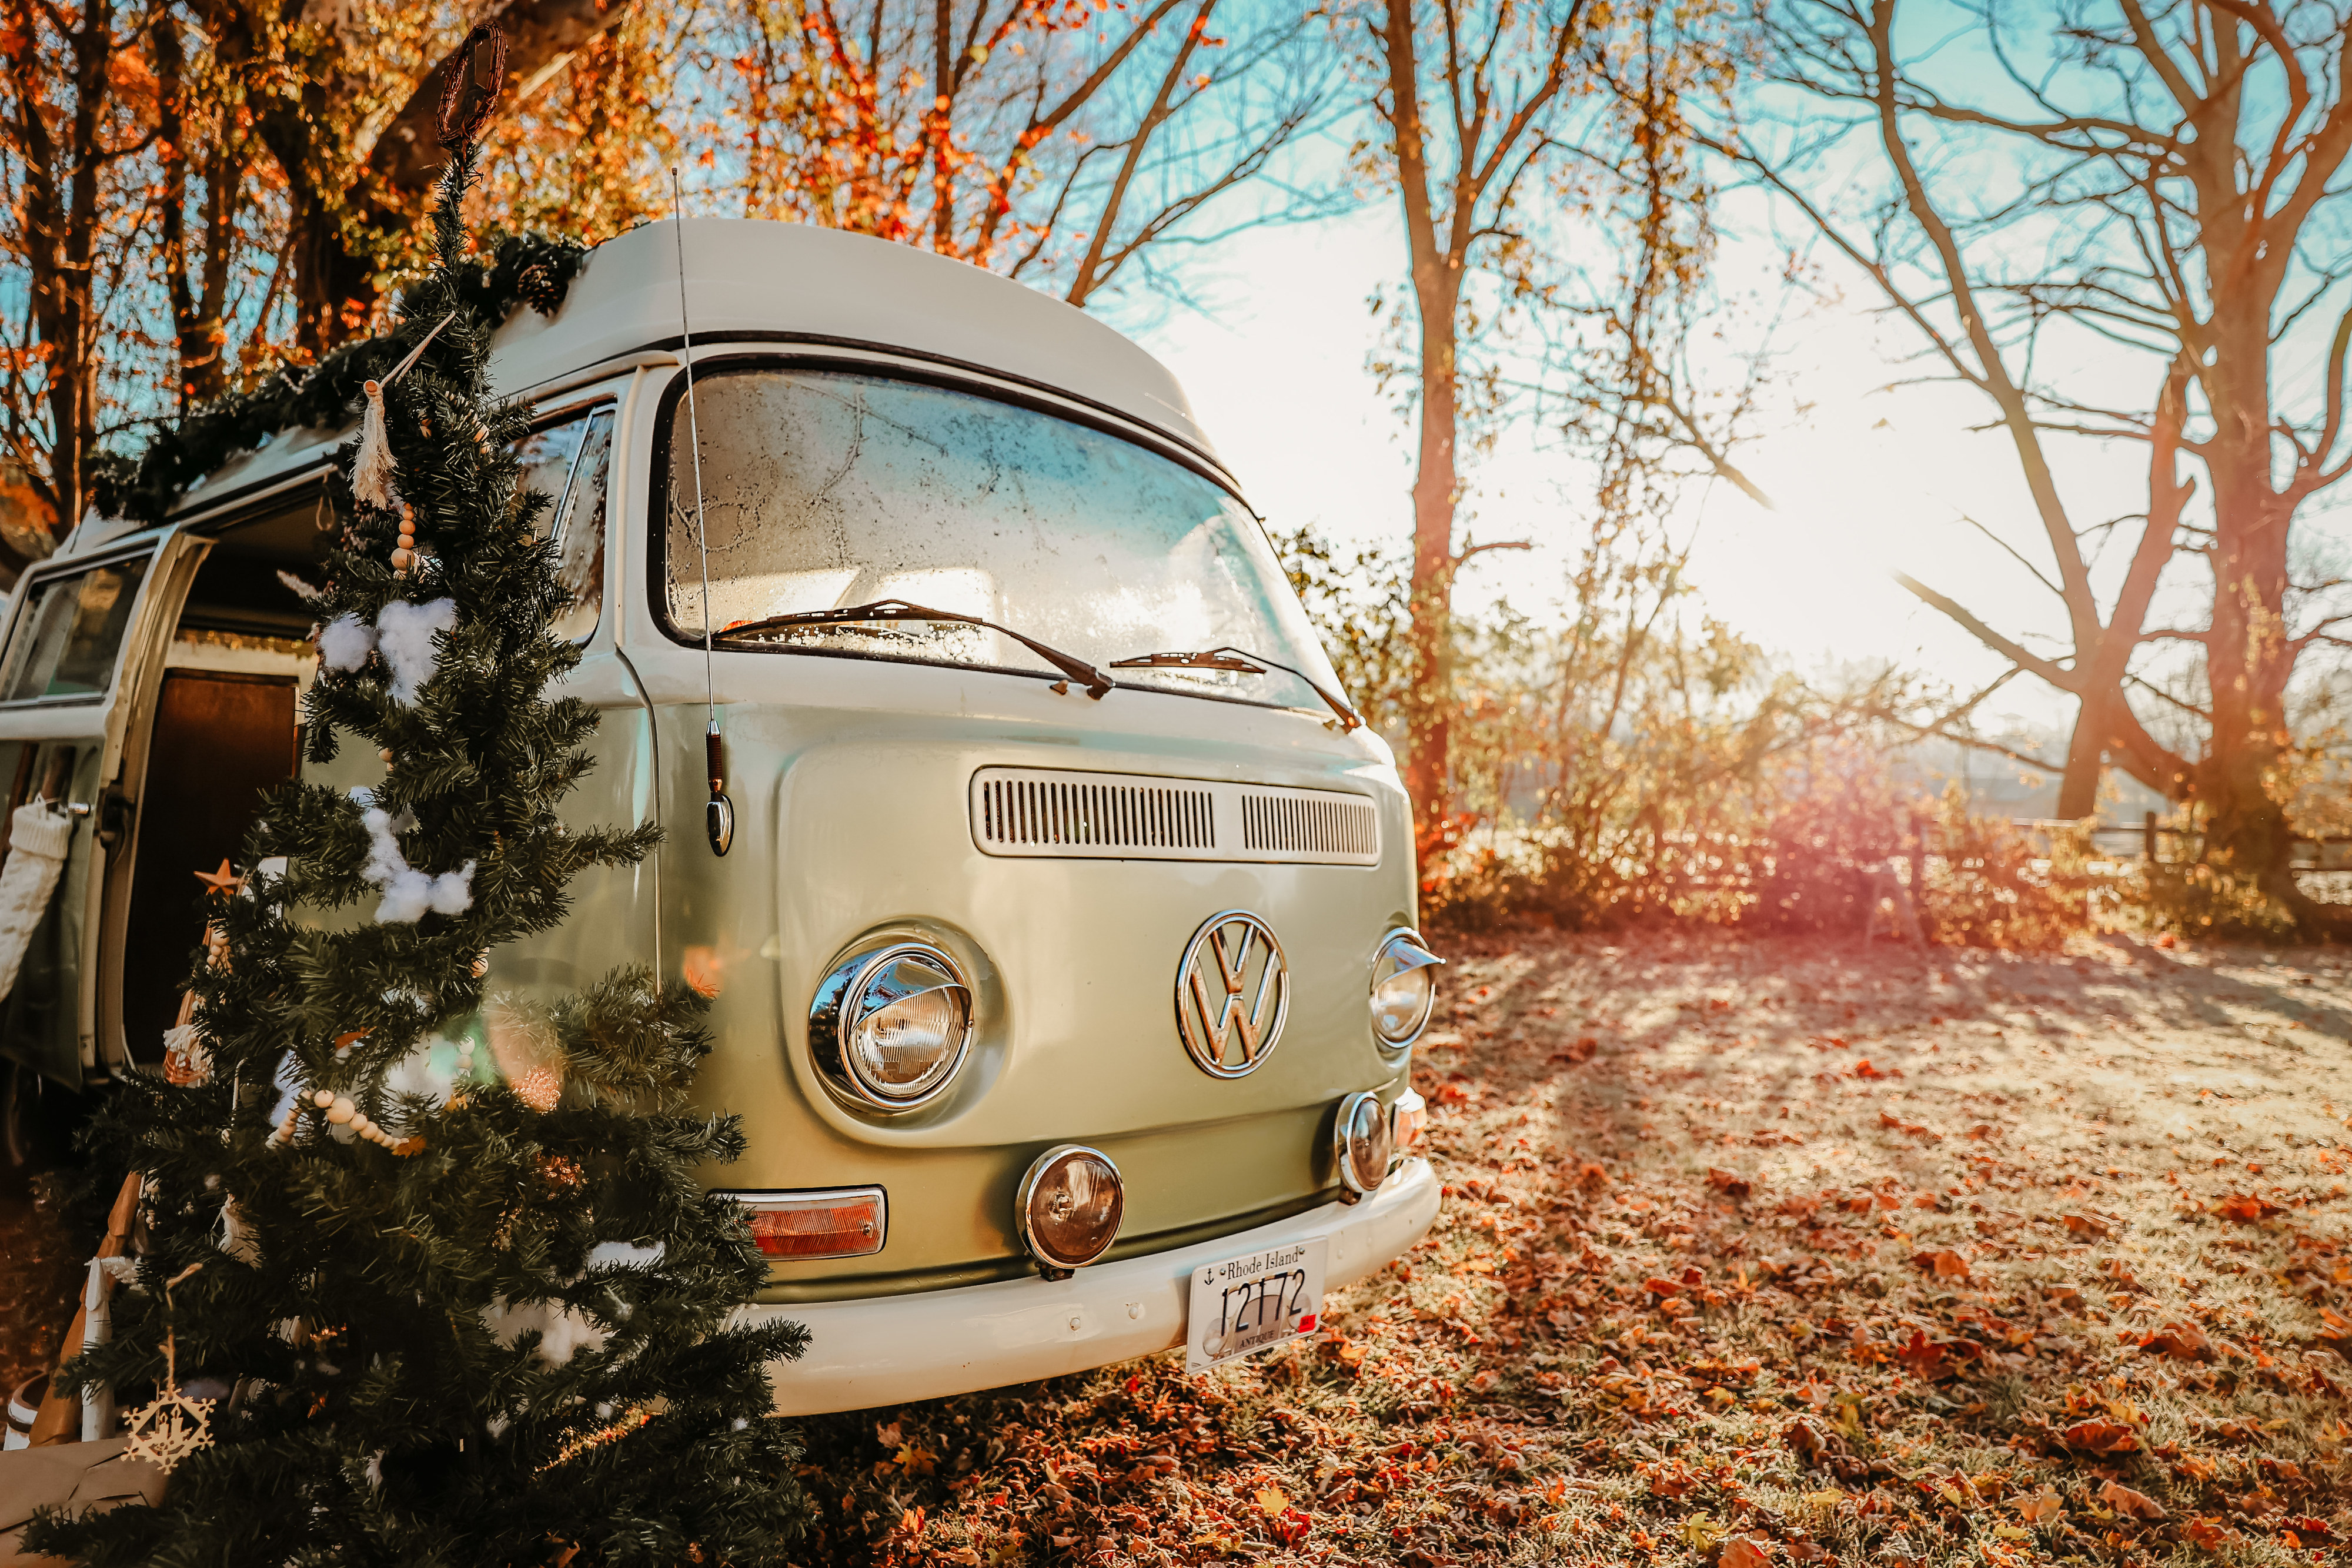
[1334,1090,1393,1196]
[808,941,975,1111]
[1015,1142,1125,1272]
[1388,1086,1426,1164]
[1369,929,1444,1050]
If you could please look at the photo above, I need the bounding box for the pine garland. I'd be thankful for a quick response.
[89,230,588,530]
[26,99,809,1568]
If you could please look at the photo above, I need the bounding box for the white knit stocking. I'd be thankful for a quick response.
[0,800,73,1003]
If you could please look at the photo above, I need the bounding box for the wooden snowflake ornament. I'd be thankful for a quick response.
[122,1382,216,1472]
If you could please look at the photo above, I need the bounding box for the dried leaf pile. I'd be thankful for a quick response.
[796,932,2352,1566]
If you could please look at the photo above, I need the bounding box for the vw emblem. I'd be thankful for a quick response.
[1174,910,1290,1078]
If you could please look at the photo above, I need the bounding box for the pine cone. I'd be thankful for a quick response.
[517,262,563,316]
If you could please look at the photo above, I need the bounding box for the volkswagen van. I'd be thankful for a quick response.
[0,219,1440,1412]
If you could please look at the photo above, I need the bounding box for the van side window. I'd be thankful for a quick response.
[514,404,613,643]
[0,552,152,703]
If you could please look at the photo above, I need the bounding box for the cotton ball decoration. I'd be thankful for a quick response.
[375,598,459,706]
[319,614,376,673]
[382,1035,460,1107]
[356,803,475,925]
[481,1295,606,1367]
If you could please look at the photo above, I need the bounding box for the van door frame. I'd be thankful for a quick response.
[91,469,337,1074]
[0,528,196,1084]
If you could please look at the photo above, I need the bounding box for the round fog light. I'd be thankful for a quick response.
[1370,931,1443,1048]
[1017,1144,1124,1272]
[1334,1091,1392,1196]
[810,943,974,1110]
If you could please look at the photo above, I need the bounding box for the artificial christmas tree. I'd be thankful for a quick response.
[25,32,808,1565]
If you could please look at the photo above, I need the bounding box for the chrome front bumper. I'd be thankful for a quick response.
[746,1156,1441,1415]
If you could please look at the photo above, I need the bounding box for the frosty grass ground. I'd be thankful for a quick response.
[11,929,2352,1564]
[796,931,2352,1567]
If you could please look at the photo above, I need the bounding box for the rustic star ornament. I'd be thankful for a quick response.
[192,859,242,896]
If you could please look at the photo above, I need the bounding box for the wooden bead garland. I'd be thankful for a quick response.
[392,503,418,574]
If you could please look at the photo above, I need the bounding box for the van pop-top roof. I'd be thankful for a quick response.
[153,218,1224,530]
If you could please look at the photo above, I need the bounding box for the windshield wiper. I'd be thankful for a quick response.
[1110,646,1362,731]
[710,599,1115,699]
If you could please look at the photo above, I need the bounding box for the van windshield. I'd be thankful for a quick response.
[659,367,1345,714]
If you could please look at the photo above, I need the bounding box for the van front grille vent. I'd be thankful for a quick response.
[971,767,1379,865]
[975,774,1216,852]
[1238,788,1378,860]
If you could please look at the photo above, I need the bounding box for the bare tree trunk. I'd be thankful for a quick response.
[2054,360,2196,818]
[153,9,241,412]
[1369,0,1590,834]
[1405,297,1461,833]
[4,0,120,550]
[1382,0,1456,833]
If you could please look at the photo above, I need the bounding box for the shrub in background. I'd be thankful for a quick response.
[1915,795,2096,954]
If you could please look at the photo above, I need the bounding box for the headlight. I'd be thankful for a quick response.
[1333,1091,1392,1196]
[1016,1144,1124,1273]
[1369,930,1444,1047]
[809,942,974,1110]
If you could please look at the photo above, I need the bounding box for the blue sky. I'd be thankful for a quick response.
[1068,0,2352,762]
[1092,202,2106,735]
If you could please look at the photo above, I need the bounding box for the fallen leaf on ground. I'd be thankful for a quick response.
[2015,1487,2063,1523]
[1910,1248,1970,1280]
[2062,1212,2110,1239]
[1784,1419,1827,1466]
[2140,1321,2213,1360]
[1719,1536,1772,1568]
[2217,1192,2281,1223]
[2184,1516,2231,1548]
[1643,1460,1699,1499]
[2098,1479,2165,1520]
[2061,1418,2141,1455]
[1896,1328,1948,1378]
[1253,1485,1287,1516]
[1706,1167,1752,1199]
[1554,1035,1598,1064]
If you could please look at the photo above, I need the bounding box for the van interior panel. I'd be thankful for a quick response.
[121,670,298,1064]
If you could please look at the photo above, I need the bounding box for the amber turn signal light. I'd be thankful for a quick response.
[726,1187,887,1259]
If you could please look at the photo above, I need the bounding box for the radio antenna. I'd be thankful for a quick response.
[672,169,731,857]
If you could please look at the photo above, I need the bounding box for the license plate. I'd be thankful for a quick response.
[1184,1237,1328,1373]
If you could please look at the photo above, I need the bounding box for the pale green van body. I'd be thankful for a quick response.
[0,219,1438,1412]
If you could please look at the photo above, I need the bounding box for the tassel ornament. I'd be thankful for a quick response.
[354,379,400,511]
